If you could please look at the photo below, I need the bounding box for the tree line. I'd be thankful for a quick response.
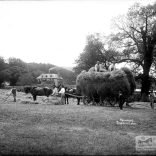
[0,57,54,87]
[0,57,76,87]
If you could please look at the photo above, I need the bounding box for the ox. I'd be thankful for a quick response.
[24,86,52,101]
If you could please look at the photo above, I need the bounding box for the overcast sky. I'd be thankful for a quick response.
[0,0,155,67]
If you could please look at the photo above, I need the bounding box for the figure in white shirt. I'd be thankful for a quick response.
[108,62,116,71]
[59,85,65,105]
[52,86,59,96]
[99,62,107,72]
[95,61,100,72]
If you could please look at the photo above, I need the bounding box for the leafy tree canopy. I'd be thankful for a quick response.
[74,2,156,101]
[74,34,120,74]
[0,57,76,87]
[109,2,156,100]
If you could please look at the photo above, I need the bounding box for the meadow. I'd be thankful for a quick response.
[0,89,156,155]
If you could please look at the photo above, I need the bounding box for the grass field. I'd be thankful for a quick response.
[0,89,156,155]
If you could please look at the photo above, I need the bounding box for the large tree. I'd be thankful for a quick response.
[74,34,119,74]
[16,73,35,86]
[109,3,156,101]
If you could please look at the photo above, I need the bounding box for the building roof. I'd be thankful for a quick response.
[49,67,56,71]
[36,73,63,80]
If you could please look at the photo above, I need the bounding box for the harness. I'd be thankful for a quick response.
[65,92,84,98]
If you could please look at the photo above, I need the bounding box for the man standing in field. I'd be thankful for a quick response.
[52,86,59,96]
[11,87,17,102]
[118,90,125,110]
[6,87,17,102]
[149,89,155,109]
[59,85,65,105]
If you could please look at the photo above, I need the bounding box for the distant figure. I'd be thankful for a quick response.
[149,89,155,109]
[118,90,125,110]
[95,61,100,72]
[11,87,17,102]
[99,62,106,72]
[59,85,65,105]
[108,62,116,71]
[52,86,59,96]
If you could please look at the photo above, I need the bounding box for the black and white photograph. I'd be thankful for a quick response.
[0,0,156,155]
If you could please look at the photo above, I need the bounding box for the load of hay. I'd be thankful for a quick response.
[88,66,107,73]
[20,99,39,104]
[76,67,136,106]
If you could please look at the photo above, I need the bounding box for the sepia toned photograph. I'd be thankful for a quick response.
[0,0,156,155]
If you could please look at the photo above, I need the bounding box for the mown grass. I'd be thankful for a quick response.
[0,89,156,155]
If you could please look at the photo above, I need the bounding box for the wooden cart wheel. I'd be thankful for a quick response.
[108,97,117,107]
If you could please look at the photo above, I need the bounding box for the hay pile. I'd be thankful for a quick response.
[20,97,62,105]
[88,66,107,73]
[121,67,136,95]
[88,67,95,72]
[20,100,39,104]
[19,96,62,105]
[76,67,136,103]
[0,89,63,105]
[42,96,62,105]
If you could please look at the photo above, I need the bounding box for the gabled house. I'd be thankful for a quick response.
[36,73,63,87]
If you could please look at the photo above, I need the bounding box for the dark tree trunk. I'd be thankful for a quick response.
[141,74,151,101]
[140,48,154,101]
[140,50,153,101]
[140,29,154,101]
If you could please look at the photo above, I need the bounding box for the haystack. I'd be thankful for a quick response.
[76,68,136,103]
[88,67,95,72]
[88,66,107,73]
[20,99,39,104]
[121,67,136,95]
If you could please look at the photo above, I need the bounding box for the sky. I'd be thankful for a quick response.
[0,0,155,68]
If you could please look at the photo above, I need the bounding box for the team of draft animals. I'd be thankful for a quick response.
[5,61,155,110]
